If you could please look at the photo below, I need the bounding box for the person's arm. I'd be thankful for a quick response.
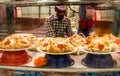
[45,18,56,37]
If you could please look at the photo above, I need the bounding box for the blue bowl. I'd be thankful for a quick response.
[82,53,117,68]
[45,54,74,68]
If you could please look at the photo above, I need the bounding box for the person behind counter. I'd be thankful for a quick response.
[45,5,73,37]
[78,16,94,37]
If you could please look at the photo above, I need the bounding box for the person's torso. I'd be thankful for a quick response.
[50,20,68,37]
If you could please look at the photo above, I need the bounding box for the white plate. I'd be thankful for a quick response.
[37,47,77,55]
[0,46,32,51]
[12,33,34,36]
[78,46,116,55]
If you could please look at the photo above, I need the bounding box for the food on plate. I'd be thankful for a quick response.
[114,38,120,45]
[13,33,38,50]
[102,34,120,48]
[38,38,52,51]
[38,37,75,53]
[68,34,85,47]
[0,34,33,49]
[34,57,47,67]
[103,34,118,41]
[12,33,38,44]
[85,34,117,53]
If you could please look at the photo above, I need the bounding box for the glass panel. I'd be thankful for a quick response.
[0,1,120,37]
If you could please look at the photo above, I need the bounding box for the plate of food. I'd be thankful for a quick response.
[37,37,77,55]
[0,46,32,51]
[11,33,38,44]
[68,33,86,47]
[79,46,116,55]
[0,34,33,51]
[80,34,118,55]
[37,47,77,55]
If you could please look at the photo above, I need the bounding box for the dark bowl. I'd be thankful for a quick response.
[45,54,74,68]
[82,53,116,68]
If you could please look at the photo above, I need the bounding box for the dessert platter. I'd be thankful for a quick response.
[37,34,85,55]
[36,34,85,68]
[80,34,120,68]
[0,33,36,51]
[0,33,36,66]
[83,34,118,54]
[37,37,74,67]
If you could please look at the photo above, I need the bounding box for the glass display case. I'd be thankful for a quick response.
[0,0,120,76]
[0,0,120,38]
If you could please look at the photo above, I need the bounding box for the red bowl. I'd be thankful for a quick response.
[0,50,32,66]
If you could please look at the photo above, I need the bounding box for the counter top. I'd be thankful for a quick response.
[0,50,120,73]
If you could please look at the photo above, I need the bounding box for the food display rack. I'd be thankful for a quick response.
[0,0,120,74]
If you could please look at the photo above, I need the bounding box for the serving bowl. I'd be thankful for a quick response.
[45,54,74,68]
[0,50,32,66]
[82,53,116,68]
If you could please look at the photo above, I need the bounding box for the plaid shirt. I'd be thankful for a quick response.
[45,14,73,37]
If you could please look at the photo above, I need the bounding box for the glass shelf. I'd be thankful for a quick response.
[0,54,120,73]
[0,65,120,73]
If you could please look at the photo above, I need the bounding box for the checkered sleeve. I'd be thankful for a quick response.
[45,18,56,37]
[65,19,73,37]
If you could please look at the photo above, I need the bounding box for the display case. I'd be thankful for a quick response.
[0,0,120,76]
